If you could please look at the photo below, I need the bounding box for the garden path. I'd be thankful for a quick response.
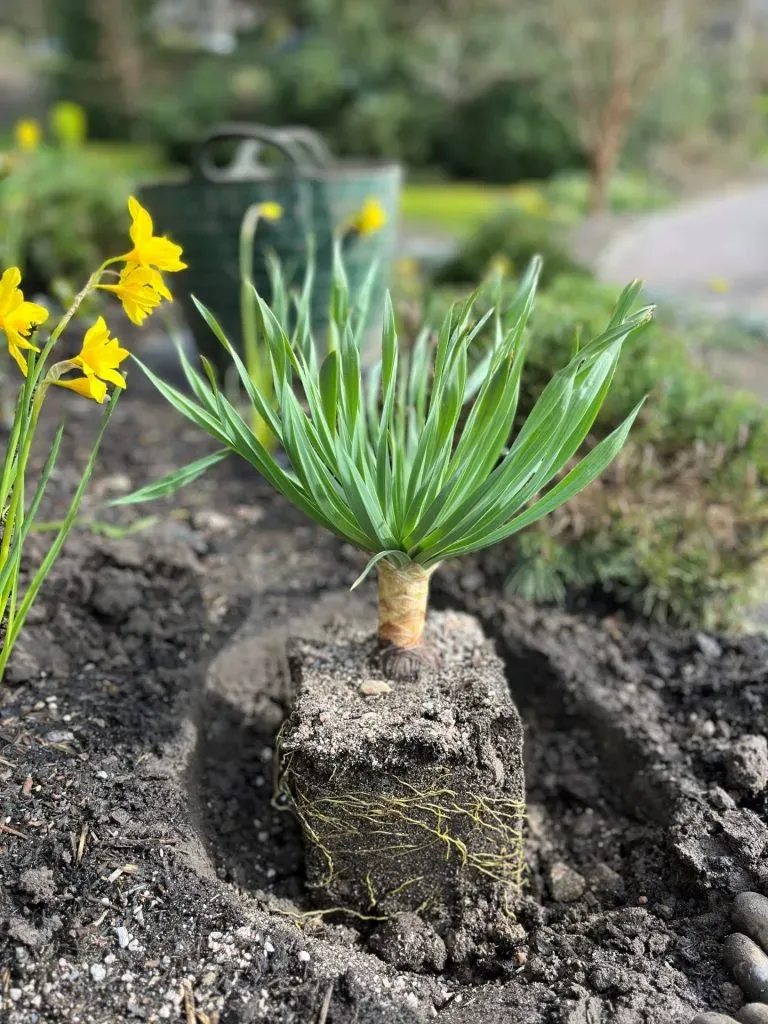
[586,180,768,401]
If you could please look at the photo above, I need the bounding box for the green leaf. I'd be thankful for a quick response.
[109,449,231,506]
[350,549,412,590]
[2,390,121,663]
[319,349,340,433]
[137,241,647,596]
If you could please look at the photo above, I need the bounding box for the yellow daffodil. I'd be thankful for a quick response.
[509,184,549,217]
[0,267,49,376]
[259,202,283,221]
[350,197,387,237]
[98,263,169,326]
[14,118,42,153]
[50,101,87,147]
[489,254,513,278]
[708,276,730,294]
[54,317,129,404]
[396,257,420,279]
[123,196,187,273]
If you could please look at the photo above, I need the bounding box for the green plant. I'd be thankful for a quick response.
[493,274,768,628]
[0,196,185,680]
[116,254,651,678]
[238,201,285,449]
[432,79,585,184]
[542,170,672,223]
[435,206,588,288]
[0,139,133,296]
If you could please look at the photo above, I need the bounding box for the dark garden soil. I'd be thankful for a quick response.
[2,386,768,1023]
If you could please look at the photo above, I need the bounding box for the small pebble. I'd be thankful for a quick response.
[695,633,723,659]
[724,933,768,1002]
[264,939,275,954]
[9,989,22,1002]
[737,1005,768,1023]
[689,1016,739,1024]
[297,950,310,963]
[359,680,392,696]
[548,862,586,902]
[90,964,107,982]
[726,737,768,793]
[585,862,625,896]
[115,926,131,949]
[734,893,768,954]
[710,787,737,811]
[45,730,76,744]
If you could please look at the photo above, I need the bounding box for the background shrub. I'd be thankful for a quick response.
[0,145,132,296]
[432,81,586,184]
[416,271,768,629]
[434,207,589,287]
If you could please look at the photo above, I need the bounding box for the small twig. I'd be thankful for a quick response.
[182,981,196,1024]
[90,909,109,929]
[0,822,27,839]
[77,824,88,864]
[317,983,334,1024]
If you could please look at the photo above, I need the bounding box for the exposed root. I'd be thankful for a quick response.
[277,750,526,916]
[380,641,440,681]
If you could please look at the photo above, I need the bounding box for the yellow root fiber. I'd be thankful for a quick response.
[278,752,526,917]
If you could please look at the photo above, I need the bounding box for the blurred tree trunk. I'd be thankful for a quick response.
[544,0,681,214]
[86,0,144,124]
[587,76,632,213]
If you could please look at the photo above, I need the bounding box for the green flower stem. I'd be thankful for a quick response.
[0,387,120,679]
[239,204,274,448]
[33,269,103,378]
[0,383,47,627]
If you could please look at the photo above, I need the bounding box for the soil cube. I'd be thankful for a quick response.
[280,610,525,923]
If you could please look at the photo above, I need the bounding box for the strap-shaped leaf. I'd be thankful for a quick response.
[135,253,648,578]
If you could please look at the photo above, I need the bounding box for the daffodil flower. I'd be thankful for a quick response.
[0,268,49,376]
[14,119,41,153]
[349,197,387,237]
[98,263,168,326]
[123,196,187,273]
[259,202,284,222]
[54,317,129,404]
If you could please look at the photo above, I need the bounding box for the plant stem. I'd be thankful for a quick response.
[0,386,45,626]
[239,204,273,446]
[377,562,432,651]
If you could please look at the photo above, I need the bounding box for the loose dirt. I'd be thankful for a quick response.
[1,392,767,1023]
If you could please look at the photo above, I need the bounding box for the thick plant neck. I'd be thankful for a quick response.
[377,562,432,651]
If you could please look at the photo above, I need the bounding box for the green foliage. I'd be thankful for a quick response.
[0,146,131,294]
[435,207,588,288]
[400,171,672,241]
[432,81,585,184]
[543,171,673,223]
[139,58,276,165]
[518,276,768,465]
[117,254,649,581]
[494,274,768,629]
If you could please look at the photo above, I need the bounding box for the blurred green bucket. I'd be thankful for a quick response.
[138,123,402,372]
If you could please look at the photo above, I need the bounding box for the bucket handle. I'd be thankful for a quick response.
[192,123,334,182]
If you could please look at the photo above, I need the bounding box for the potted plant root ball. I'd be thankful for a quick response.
[118,255,652,947]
